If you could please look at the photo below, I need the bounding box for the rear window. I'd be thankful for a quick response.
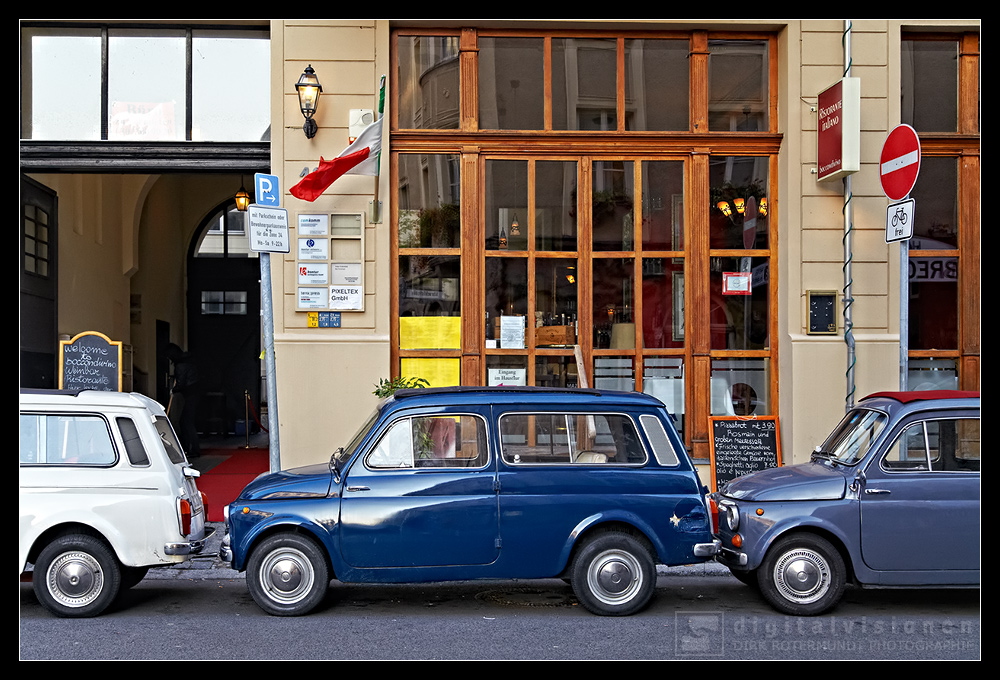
[154,416,187,464]
[19,413,117,466]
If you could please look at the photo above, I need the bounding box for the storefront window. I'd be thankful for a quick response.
[535,161,578,251]
[643,357,685,438]
[902,39,959,132]
[486,160,528,250]
[711,358,770,416]
[593,161,635,251]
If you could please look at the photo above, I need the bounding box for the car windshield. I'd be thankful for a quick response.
[334,409,379,464]
[815,408,888,464]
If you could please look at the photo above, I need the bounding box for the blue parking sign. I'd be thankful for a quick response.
[255,173,280,207]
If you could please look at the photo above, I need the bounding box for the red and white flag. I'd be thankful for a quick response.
[290,118,383,202]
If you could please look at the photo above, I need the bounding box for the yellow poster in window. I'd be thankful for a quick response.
[400,358,460,388]
[399,316,461,349]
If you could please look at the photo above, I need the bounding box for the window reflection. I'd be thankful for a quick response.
[535,161,578,251]
[397,35,460,130]
[398,154,461,248]
[479,38,544,130]
[708,40,768,132]
[711,358,769,416]
[710,257,769,350]
[552,38,617,131]
[486,160,528,250]
[192,31,270,142]
[710,156,769,249]
[109,30,187,141]
[24,28,102,140]
[625,39,689,131]
[593,161,635,251]
[902,39,959,132]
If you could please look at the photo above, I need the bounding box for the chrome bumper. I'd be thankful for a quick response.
[717,545,748,566]
[693,539,721,557]
[165,525,215,556]
[218,531,233,563]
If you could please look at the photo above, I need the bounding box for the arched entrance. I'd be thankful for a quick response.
[186,200,262,437]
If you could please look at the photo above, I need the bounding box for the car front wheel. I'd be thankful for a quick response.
[757,534,845,616]
[247,533,329,616]
[33,534,122,618]
[571,531,655,616]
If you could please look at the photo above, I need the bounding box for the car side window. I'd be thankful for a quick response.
[882,418,980,473]
[367,415,488,469]
[19,413,117,466]
[499,413,646,465]
[117,417,150,466]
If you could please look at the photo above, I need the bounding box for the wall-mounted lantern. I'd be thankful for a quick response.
[296,65,323,139]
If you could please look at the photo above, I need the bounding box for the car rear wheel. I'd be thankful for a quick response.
[247,533,329,616]
[33,534,122,618]
[571,531,655,616]
[758,534,845,616]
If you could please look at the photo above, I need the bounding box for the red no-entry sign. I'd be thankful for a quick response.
[880,124,921,201]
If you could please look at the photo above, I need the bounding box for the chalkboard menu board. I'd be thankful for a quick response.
[709,416,782,491]
[59,331,122,392]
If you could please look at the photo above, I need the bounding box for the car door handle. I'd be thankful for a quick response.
[347,485,370,492]
[864,488,891,494]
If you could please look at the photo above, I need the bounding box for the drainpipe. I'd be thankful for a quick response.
[842,20,857,410]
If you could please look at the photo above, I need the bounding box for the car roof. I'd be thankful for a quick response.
[861,390,979,404]
[387,386,665,409]
[19,388,167,415]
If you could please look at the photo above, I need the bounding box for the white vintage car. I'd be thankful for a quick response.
[19,389,212,617]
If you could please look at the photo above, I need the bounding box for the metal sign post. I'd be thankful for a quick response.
[250,174,290,472]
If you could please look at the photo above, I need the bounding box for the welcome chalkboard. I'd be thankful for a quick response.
[59,331,122,392]
[709,416,782,491]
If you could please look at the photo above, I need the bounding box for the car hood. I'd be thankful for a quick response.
[237,463,333,501]
[721,461,847,501]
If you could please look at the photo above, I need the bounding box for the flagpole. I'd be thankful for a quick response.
[370,75,386,224]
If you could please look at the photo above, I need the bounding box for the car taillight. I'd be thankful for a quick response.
[709,497,719,535]
[179,498,192,536]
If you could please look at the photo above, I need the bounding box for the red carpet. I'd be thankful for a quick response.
[196,449,269,522]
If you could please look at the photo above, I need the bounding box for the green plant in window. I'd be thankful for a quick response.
[373,376,430,398]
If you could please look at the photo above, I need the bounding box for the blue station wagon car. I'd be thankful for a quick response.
[221,387,719,616]
[712,391,980,616]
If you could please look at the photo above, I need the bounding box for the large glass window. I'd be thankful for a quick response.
[901,32,979,392]
[392,28,779,460]
[21,24,269,142]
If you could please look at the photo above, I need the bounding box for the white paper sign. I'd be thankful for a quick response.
[297,287,327,309]
[298,214,329,236]
[329,285,363,310]
[500,316,525,349]
[298,263,328,285]
[488,368,526,386]
[331,262,362,285]
[298,237,328,260]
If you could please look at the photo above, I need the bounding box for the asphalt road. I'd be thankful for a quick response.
[19,530,980,661]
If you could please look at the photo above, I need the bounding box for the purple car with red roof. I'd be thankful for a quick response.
[711,390,980,615]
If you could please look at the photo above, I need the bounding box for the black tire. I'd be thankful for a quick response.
[120,565,150,590]
[570,531,655,616]
[32,534,122,618]
[246,533,329,616]
[757,534,846,616]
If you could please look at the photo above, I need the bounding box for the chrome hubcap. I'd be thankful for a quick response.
[773,548,830,604]
[587,550,643,605]
[47,551,103,608]
[259,548,314,605]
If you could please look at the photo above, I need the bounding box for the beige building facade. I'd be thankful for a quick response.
[20,20,980,482]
